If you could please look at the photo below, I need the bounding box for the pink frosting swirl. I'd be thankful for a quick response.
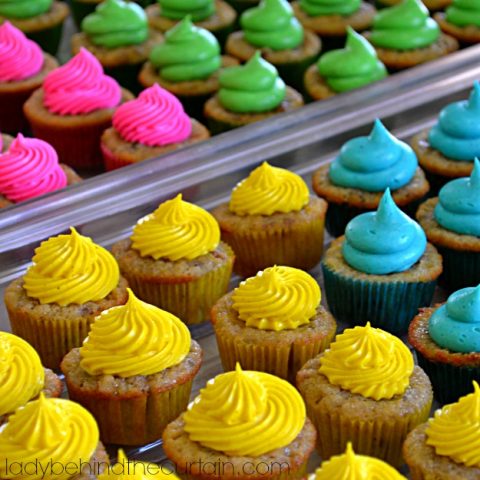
[0,134,67,202]
[0,22,44,82]
[43,48,122,115]
[112,84,192,147]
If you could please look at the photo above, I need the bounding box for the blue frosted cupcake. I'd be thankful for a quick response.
[417,158,480,290]
[313,119,430,237]
[411,81,480,194]
[322,189,442,334]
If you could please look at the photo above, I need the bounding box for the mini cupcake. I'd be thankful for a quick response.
[297,323,433,467]
[307,442,407,479]
[435,0,480,45]
[4,227,129,369]
[225,0,321,91]
[111,195,234,325]
[0,395,108,479]
[204,52,304,134]
[24,48,133,171]
[292,0,376,42]
[377,0,451,11]
[416,160,480,290]
[212,162,327,276]
[163,364,317,480]
[304,28,387,101]
[146,0,237,47]
[139,17,238,120]
[322,189,442,334]
[411,82,480,193]
[312,120,429,237]
[364,0,459,70]
[72,0,163,93]
[0,22,58,135]
[61,289,202,446]
[0,332,62,425]
[101,84,210,170]
[0,0,69,55]
[0,134,82,208]
[409,286,480,405]
[404,381,480,479]
[212,266,336,382]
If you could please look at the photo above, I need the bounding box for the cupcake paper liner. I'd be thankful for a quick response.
[101,142,131,171]
[322,263,437,335]
[26,22,64,56]
[0,90,33,134]
[437,245,480,292]
[274,55,320,94]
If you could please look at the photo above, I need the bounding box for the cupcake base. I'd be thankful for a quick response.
[204,86,304,134]
[304,66,337,101]
[434,13,480,45]
[100,119,211,170]
[61,342,202,446]
[163,416,317,480]
[363,32,459,70]
[225,30,322,92]
[297,355,433,468]
[212,197,328,277]
[377,0,452,10]
[411,130,475,194]
[4,277,129,370]
[312,165,430,237]
[0,133,13,152]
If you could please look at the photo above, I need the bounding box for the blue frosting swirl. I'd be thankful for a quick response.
[434,158,480,237]
[329,119,418,192]
[429,285,480,353]
[342,188,427,274]
[428,82,480,161]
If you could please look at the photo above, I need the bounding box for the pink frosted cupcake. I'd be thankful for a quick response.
[23,48,134,171]
[0,134,82,208]
[101,83,210,171]
[0,22,58,134]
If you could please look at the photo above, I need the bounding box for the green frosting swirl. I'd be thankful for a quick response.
[150,16,221,82]
[241,0,304,51]
[218,51,286,113]
[82,0,148,48]
[318,28,387,93]
[159,0,215,21]
[370,0,440,51]
[0,0,51,19]
[299,0,360,17]
[446,0,480,28]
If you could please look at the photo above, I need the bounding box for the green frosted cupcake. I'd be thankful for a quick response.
[322,189,442,335]
[304,27,387,101]
[146,0,237,48]
[435,0,480,45]
[71,0,163,93]
[0,0,69,55]
[225,0,321,91]
[203,51,304,133]
[139,16,238,120]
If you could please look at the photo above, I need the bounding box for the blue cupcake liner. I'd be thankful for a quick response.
[437,246,480,292]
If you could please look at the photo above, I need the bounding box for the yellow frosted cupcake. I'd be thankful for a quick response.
[111,194,234,325]
[404,381,480,479]
[0,395,109,480]
[163,364,317,480]
[0,332,62,425]
[212,266,336,382]
[308,442,407,479]
[4,227,128,370]
[297,323,433,467]
[212,162,328,277]
[61,289,203,446]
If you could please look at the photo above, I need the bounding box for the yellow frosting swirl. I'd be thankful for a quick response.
[426,381,480,468]
[183,363,306,456]
[0,332,44,417]
[80,288,191,377]
[229,162,310,216]
[0,395,99,480]
[308,443,407,480]
[23,227,120,306]
[232,265,321,331]
[131,194,220,261]
[99,449,179,480]
[319,323,414,400]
